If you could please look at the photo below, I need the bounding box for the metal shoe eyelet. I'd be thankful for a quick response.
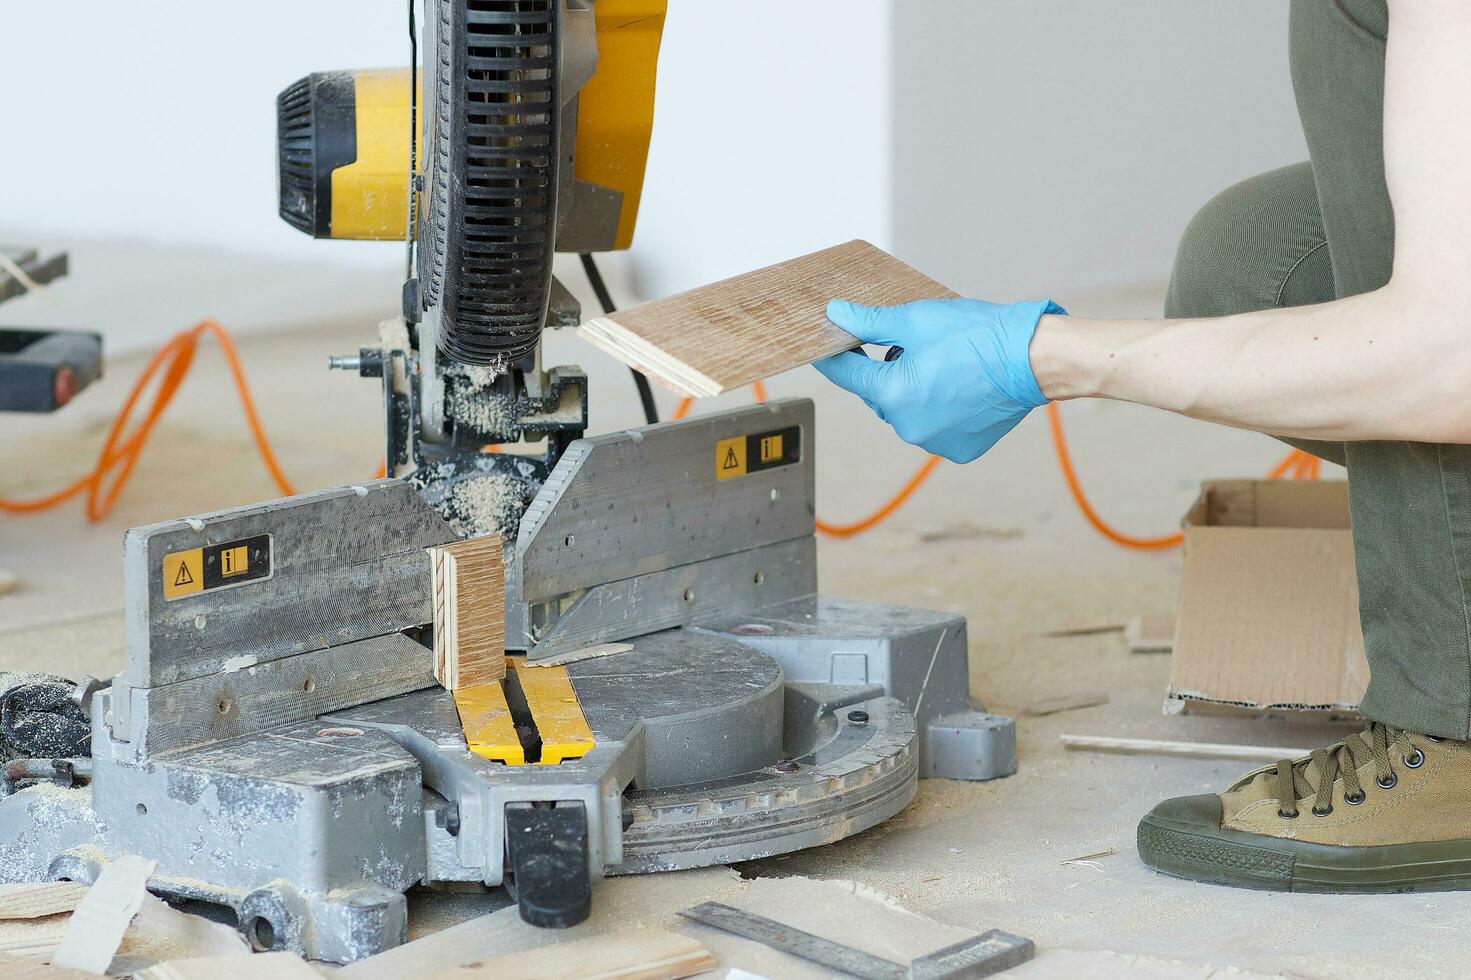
[1278,808,1299,819]
[1377,772,1398,790]
[1426,735,1445,742]
[1312,804,1333,817]
[1404,749,1425,768]
[1344,791,1366,805]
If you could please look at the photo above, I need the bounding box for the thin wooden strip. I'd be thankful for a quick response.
[0,882,90,920]
[1060,734,1311,763]
[519,642,634,668]
[51,854,157,974]
[0,951,101,979]
[0,915,69,960]
[576,240,955,397]
[138,950,324,980]
[432,547,449,682]
[423,927,716,980]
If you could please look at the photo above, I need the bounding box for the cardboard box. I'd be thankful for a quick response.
[1167,480,1368,716]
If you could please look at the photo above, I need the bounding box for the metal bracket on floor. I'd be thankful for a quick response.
[679,902,1034,979]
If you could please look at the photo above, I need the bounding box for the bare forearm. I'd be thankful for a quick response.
[1029,284,1471,443]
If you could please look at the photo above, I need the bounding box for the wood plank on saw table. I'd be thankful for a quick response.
[427,534,506,690]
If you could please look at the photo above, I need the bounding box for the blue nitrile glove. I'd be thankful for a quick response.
[813,297,1065,463]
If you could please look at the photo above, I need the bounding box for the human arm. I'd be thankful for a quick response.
[821,0,1471,453]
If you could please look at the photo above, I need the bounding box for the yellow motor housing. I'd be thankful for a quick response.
[276,68,414,241]
[575,0,666,250]
[275,2,665,248]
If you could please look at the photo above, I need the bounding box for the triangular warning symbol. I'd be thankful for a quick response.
[722,447,740,470]
[174,563,194,587]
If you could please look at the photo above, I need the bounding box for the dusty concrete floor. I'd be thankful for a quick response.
[3,285,1468,978]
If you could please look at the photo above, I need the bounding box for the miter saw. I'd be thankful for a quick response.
[0,1,1016,963]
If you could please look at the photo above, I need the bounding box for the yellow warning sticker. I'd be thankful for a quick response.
[162,548,204,600]
[715,436,747,480]
[759,433,784,464]
[161,534,273,601]
[715,426,801,482]
[220,545,249,578]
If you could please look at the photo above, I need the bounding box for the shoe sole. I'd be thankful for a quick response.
[1138,809,1471,893]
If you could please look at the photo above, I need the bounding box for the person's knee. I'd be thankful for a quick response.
[1165,163,1324,320]
[1166,183,1266,319]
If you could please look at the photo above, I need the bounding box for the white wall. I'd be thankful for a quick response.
[1,1,1306,352]
[0,1,893,353]
[605,1,893,300]
[0,2,406,263]
[0,2,411,351]
[890,0,1308,305]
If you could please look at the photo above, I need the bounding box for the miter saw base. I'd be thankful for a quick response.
[0,602,1009,962]
[0,401,1013,963]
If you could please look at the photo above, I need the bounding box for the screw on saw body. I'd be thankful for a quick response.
[847,710,870,726]
[434,803,462,837]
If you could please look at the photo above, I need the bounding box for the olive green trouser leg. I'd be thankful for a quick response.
[1168,0,1471,738]
[1164,162,1344,467]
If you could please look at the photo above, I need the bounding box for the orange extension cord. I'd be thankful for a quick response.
[1,322,1318,550]
[0,321,299,521]
[676,388,1319,547]
[1044,402,1319,550]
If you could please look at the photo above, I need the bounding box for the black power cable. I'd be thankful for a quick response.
[405,0,418,280]
[580,253,659,425]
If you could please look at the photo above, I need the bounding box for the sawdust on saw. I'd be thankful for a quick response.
[446,474,530,538]
[446,367,516,436]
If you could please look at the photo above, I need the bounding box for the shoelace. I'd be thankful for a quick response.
[1243,722,1425,818]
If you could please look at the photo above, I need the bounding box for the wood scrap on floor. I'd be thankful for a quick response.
[577,240,955,398]
[114,893,251,972]
[1012,948,1285,978]
[1125,613,1175,654]
[138,950,323,980]
[0,951,101,979]
[0,916,70,961]
[1060,734,1310,764]
[427,534,506,690]
[1019,692,1109,717]
[1039,621,1124,638]
[421,928,715,980]
[50,854,156,974]
[0,882,89,920]
[1060,848,1117,871]
[336,906,506,980]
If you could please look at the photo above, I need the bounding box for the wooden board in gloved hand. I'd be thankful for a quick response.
[577,240,954,398]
